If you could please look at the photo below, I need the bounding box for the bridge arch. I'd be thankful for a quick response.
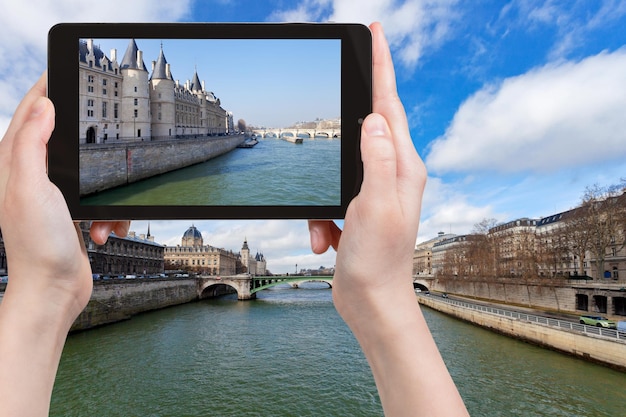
[413,282,429,292]
[199,283,238,299]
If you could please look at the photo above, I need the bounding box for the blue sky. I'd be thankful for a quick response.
[1,0,625,273]
[97,37,340,127]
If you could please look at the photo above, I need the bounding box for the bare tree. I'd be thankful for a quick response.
[237,119,247,133]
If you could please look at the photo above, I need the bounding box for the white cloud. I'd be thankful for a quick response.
[417,176,500,242]
[425,48,626,174]
[0,0,193,137]
[268,0,459,68]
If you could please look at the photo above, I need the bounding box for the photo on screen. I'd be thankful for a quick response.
[77,38,341,207]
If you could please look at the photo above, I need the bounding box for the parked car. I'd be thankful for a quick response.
[579,315,617,329]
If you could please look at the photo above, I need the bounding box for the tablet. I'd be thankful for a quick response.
[47,23,371,220]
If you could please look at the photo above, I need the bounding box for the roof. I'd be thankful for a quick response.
[79,40,113,71]
[190,70,203,91]
[183,225,202,240]
[120,39,147,71]
[150,47,174,81]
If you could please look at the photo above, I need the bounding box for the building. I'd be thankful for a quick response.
[240,238,267,276]
[81,223,164,276]
[488,218,539,277]
[164,226,267,276]
[413,232,455,276]
[79,39,233,144]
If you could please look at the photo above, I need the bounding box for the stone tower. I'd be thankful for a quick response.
[241,238,250,272]
[120,39,151,139]
[149,46,176,138]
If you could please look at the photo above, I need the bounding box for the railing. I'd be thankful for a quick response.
[424,295,626,341]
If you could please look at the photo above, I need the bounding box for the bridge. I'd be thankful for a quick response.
[251,128,341,139]
[198,274,333,300]
[413,276,435,292]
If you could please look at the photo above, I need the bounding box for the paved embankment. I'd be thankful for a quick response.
[417,295,626,372]
[71,278,199,332]
[80,134,245,196]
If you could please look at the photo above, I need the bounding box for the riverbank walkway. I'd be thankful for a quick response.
[418,293,626,371]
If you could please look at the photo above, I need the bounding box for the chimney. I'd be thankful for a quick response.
[137,50,143,68]
[166,63,171,79]
[87,39,93,53]
[202,80,205,91]
[151,60,156,72]
[110,48,117,62]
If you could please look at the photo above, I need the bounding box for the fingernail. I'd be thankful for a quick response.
[363,113,388,137]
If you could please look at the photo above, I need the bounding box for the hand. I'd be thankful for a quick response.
[308,23,468,416]
[0,73,128,320]
[0,72,129,416]
[309,22,426,319]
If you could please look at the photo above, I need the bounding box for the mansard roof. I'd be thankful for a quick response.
[150,47,174,81]
[79,40,113,71]
[120,39,147,71]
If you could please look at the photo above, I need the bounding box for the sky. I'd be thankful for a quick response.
[1,0,625,273]
[94,37,340,127]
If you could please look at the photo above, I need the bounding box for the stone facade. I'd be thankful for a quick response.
[164,226,267,276]
[79,39,233,144]
[81,222,164,276]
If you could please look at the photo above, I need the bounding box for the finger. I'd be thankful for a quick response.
[2,72,48,149]
[89,221,130,245]
[308,220,341,253]
[10,96,55,186]
[358,113,397,207]
[369,22,426,211]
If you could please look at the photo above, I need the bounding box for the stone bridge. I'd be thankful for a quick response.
[251,128,340,139]
[198,275,333,300]
[413,276,436,292]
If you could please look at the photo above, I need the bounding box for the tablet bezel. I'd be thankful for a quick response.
[47,23,371,220]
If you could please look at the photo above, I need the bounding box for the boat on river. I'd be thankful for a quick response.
[237,138,258,148]
[282,136,304,144]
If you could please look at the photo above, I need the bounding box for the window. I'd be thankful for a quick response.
[134,109,138,118]
[103,79,107,86]
[134,86,137,92]
[103,88,107,95]
[87,86,94,93]
[114,103,118,119]
[102,101,107,118]
[576,294,588,311]
[88,75,94,83]
[134,98,138,106]
[87,110,94,117]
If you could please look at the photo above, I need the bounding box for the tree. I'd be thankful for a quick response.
[237,119,247,133]
[562,183,626,279]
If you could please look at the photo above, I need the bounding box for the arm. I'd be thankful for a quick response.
[0,73,128,417]
[309,23,468,417]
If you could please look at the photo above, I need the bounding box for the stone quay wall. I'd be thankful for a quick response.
[430,279,577,312]
[418,296,626,372]
[80,135,245,196]
[71,278,199,332]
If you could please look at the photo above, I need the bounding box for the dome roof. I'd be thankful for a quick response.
[183,225,202,240]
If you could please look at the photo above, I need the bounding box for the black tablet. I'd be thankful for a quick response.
[47,23,371,220]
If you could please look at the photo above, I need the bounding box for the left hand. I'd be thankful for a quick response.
[0,72,128,325]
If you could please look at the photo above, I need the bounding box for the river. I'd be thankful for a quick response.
[50,283,626,416]
[80,137,341,206]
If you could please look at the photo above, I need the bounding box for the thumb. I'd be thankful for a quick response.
[11,96,55,184]
[358,113,397,205]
